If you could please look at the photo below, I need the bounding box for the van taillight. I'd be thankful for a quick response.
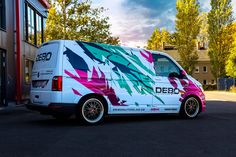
[52,76,62,91]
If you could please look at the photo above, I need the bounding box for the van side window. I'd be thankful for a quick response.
[152,54,180,77]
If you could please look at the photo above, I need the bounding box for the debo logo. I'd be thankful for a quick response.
[156,87,179,94]
[36,52,52,62]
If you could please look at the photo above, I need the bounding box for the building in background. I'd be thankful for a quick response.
[0,0,49,107]
[162,42,215,86]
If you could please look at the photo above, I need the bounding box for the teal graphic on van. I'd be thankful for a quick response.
[64,41,165,105]
[29,40,206,124]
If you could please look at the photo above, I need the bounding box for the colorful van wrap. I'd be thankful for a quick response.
[29,40,205,123]
[61,40,205,113]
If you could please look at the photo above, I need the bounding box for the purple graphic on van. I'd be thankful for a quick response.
[168,77,178,89]
[140,50,153,63]
[72,88,82,96]
[168,76,204,111]
[63,42,165,105]
[65,67,127,106]
[29,40,206,122]
[63,41,204,109]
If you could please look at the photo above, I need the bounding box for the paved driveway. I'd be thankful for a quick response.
[1,100,236,157]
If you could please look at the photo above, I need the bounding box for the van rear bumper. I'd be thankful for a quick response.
[26,103,76,115]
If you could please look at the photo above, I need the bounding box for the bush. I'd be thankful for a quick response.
[229,86,236,93]
[203,84,217,91]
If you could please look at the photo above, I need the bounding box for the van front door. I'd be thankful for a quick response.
[109,49,153,114]
[151,54,182,113]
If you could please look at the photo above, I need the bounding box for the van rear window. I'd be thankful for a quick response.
[33,42,59,69]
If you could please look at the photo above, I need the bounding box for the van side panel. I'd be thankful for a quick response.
[62,41,111,104]
[62,41,167,114]
[30,40,204,115]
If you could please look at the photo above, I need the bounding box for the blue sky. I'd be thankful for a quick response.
[93,0,236,47]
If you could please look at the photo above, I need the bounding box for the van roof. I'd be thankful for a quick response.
[41,40,172,58]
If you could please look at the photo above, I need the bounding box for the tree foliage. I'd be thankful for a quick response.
[208,0,234,79]
[45,0,119,45]
[175,0,201,75]
[147,28,171,50]
[226,23,236,77]
[198,12,208,46]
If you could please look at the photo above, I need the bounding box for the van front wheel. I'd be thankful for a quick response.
[180,97,200,118]
[77,97,105,124]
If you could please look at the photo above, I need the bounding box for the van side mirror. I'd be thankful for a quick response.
[168,70,187,79]
[168,72,180,78]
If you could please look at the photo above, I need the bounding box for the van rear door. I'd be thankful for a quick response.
[30,41,64,106]
[31,42,61,91]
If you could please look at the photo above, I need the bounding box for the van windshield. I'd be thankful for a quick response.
[33,42,59,70]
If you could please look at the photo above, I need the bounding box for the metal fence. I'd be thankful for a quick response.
[217,78,236,90]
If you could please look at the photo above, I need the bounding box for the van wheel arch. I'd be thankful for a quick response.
[77,93,108,114]
[76,94,108,124]
[180,95,202,118]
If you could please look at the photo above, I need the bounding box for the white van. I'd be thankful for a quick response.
[27,40,206,124]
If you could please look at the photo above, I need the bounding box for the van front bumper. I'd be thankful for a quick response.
[26,103,76,115]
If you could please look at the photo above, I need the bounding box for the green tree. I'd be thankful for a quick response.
[198,12,208,47]
[147,28,171,50]
[208,0,234,79]
[175,0,201,74]
[226,23,236,77]
[45,0,119,45]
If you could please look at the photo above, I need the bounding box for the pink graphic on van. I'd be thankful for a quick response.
[140,50,153,63]
[64,67,127,106]
[168,77,178,89]
[179,79,200,102]
[168,77,203,103]
[72,88,82,96]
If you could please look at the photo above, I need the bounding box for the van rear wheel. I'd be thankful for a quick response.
[180,97,200,118]
[77,97,105,124]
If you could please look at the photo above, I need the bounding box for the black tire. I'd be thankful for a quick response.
[76,96,105,125]
[180,96,200,119]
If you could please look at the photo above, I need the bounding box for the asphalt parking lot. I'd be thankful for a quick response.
[0,96,236,157]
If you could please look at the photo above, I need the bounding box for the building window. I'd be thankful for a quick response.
[198,41,208,50]
[27,6,35,44]
[195,66,199,73]
[25,3,44,46]
[36,14,43,45]
[203,66,207,73]
[211,80,215,85]
[25,59,34,84]
[0,0,6,30]
[203,80,207,85]
[163,42,176,50]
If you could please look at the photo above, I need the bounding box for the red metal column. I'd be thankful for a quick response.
[16,0,22,104]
